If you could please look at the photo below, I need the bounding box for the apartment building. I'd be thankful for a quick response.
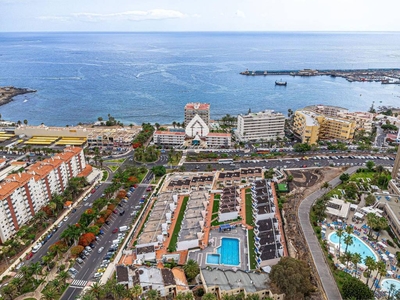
[0,147,86,243]
[388,146,400,195]
[153,131,185,146]
[293,110,356,144]
[206,133,231,148]
[184,103,210,126]
[304,104,348,117]
[236,110,285,142]
[337,111,374,133]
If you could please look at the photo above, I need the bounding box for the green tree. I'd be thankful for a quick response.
[375,261,388,291]
[342,276,374,300]
[344,234,354,254]
[41,287,58,300]
[151,165,166,177]
[364,256,376,287]
[366,213,377,237]
[365,194,376,206]
[270,257,315,300]
[183,259,200,281]
[146,289,159,300]
[61,224,82,246]
[339,173,350,183]
[366,161,375,171]
[322,181,331,189]
[128,284,143,300]
[86,282,105,299]
[202,293,217,300]
[351,253,362,277]
[336,228,344,258]
[293,143,311,152]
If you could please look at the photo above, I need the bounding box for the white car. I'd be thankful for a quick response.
[97,247,104,253]
[32,243,42,253]
[63,216,69,222]
[57,221,64,228]
[94,272,103,278]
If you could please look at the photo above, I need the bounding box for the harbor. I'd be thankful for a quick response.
[240,68,400,84]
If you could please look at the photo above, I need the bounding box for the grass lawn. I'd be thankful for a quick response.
[325,171,376,199]
[245,189,254,226]
[168,152,183,166]
[168,196,189,252]
[107,158,126,163]
[102,170,108,181]
[212,199,220,216]
[248,229,257,270]
[109,165,120,172]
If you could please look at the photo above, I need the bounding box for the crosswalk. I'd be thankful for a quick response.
[70,279,88,288]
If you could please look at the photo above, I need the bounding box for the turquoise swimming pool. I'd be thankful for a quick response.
[381,279,400,293]
[328,232,378,261]
[206,237,240,266]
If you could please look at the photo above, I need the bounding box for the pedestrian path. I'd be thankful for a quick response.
[70,279,88,288]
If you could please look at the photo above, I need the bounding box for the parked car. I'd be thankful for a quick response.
[72,208,77,213]
[98,247,104,253]
[85,246,92,252]
[89,243,95,249]
[79,254,87,260]
[113,210,118,214]
[83,250,90,256]
[105,220,110,225]
[93,272,103,278]
[63,216,69,222]
[119,210,125,216]
[26,252,33,260]
[112,228,118,234]
[76,258,84,264]
[97,268,106,273]
[57,221,64,228]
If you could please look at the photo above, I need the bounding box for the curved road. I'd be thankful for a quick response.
[298,166,358,300]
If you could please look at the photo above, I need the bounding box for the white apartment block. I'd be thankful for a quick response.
[206,133,231,148]
[337,111,374,133]
[153,131,185,146]
[236,110,285,142]
[0,147,87,242]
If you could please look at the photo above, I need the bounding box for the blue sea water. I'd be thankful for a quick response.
[1,32,400,126]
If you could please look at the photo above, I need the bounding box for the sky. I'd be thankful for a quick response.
[1,0,400,32]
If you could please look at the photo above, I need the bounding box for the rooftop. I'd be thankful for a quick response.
[185,103,210,110]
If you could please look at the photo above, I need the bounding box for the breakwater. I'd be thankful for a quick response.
[240,68,400,83]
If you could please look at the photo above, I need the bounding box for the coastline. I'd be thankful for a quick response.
[0,87,36,106]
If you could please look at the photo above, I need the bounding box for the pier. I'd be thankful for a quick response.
[240,68,400,84]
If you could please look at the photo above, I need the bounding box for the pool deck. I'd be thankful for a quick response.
[188,227,249,270]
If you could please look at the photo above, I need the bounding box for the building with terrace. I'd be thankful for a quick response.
[218,187,240,222]
[176,191,208,251]
[135,193,178,259]
[116,265,191,298]
[200,268,283,300]
[251,180,287,267]
[165,174,215,193]
[388,146,400,195]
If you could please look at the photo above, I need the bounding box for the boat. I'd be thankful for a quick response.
[275,80,287,86]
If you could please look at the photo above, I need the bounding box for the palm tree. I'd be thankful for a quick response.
[364,256,376,287]
[344,251,353,268]
[29,261,42,280]
[375,260,387,291]
[183,259,200,281]
[41,287,58,300]
[2,283,18,300]
[80,294,97,300]
[366,213,377,237]
[33,210,48,224]
[202,293,217,300]
[112,283,127,300]
[343,234,354,254]
[128,284,143,300]
[61,224,82,246]
[146,289,159,300]
[375,217,388,239]
[87,282,105,299]
[351,253,362,277]
[57,270,70,285]
[322,181,331,189]
[336,228,344,258]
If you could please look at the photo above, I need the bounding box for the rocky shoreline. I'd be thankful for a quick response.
[0,86,36,106]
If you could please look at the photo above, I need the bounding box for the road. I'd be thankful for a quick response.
[182,154,395,172]
[297,166,358,300]
[60,171,154,300]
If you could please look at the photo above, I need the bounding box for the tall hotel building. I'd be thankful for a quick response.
[0,147,87,242]
[236,110,285,142]
[389,146,400,195]
[184,103,210,126]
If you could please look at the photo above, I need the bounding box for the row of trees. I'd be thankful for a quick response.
[134,145,160,163]
[132,123,155,148]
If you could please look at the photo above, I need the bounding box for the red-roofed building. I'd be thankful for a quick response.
[0,147,87,243]
[184,102,210,126]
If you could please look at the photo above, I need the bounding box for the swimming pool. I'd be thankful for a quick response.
[381,279,400,293]
[206,237,240,266]
[328,232,378,261]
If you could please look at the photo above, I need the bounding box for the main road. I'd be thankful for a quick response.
[60,171,154,300]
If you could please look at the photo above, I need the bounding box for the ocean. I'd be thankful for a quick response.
[0,32,400,126]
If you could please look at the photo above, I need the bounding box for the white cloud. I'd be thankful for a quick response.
[235,10,245,18]
[38,9,187,23]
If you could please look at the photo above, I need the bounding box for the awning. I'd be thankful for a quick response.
[388,270,394,275]
[354,212,364,219]
[378,242,387,248]
[358,263,366,270]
